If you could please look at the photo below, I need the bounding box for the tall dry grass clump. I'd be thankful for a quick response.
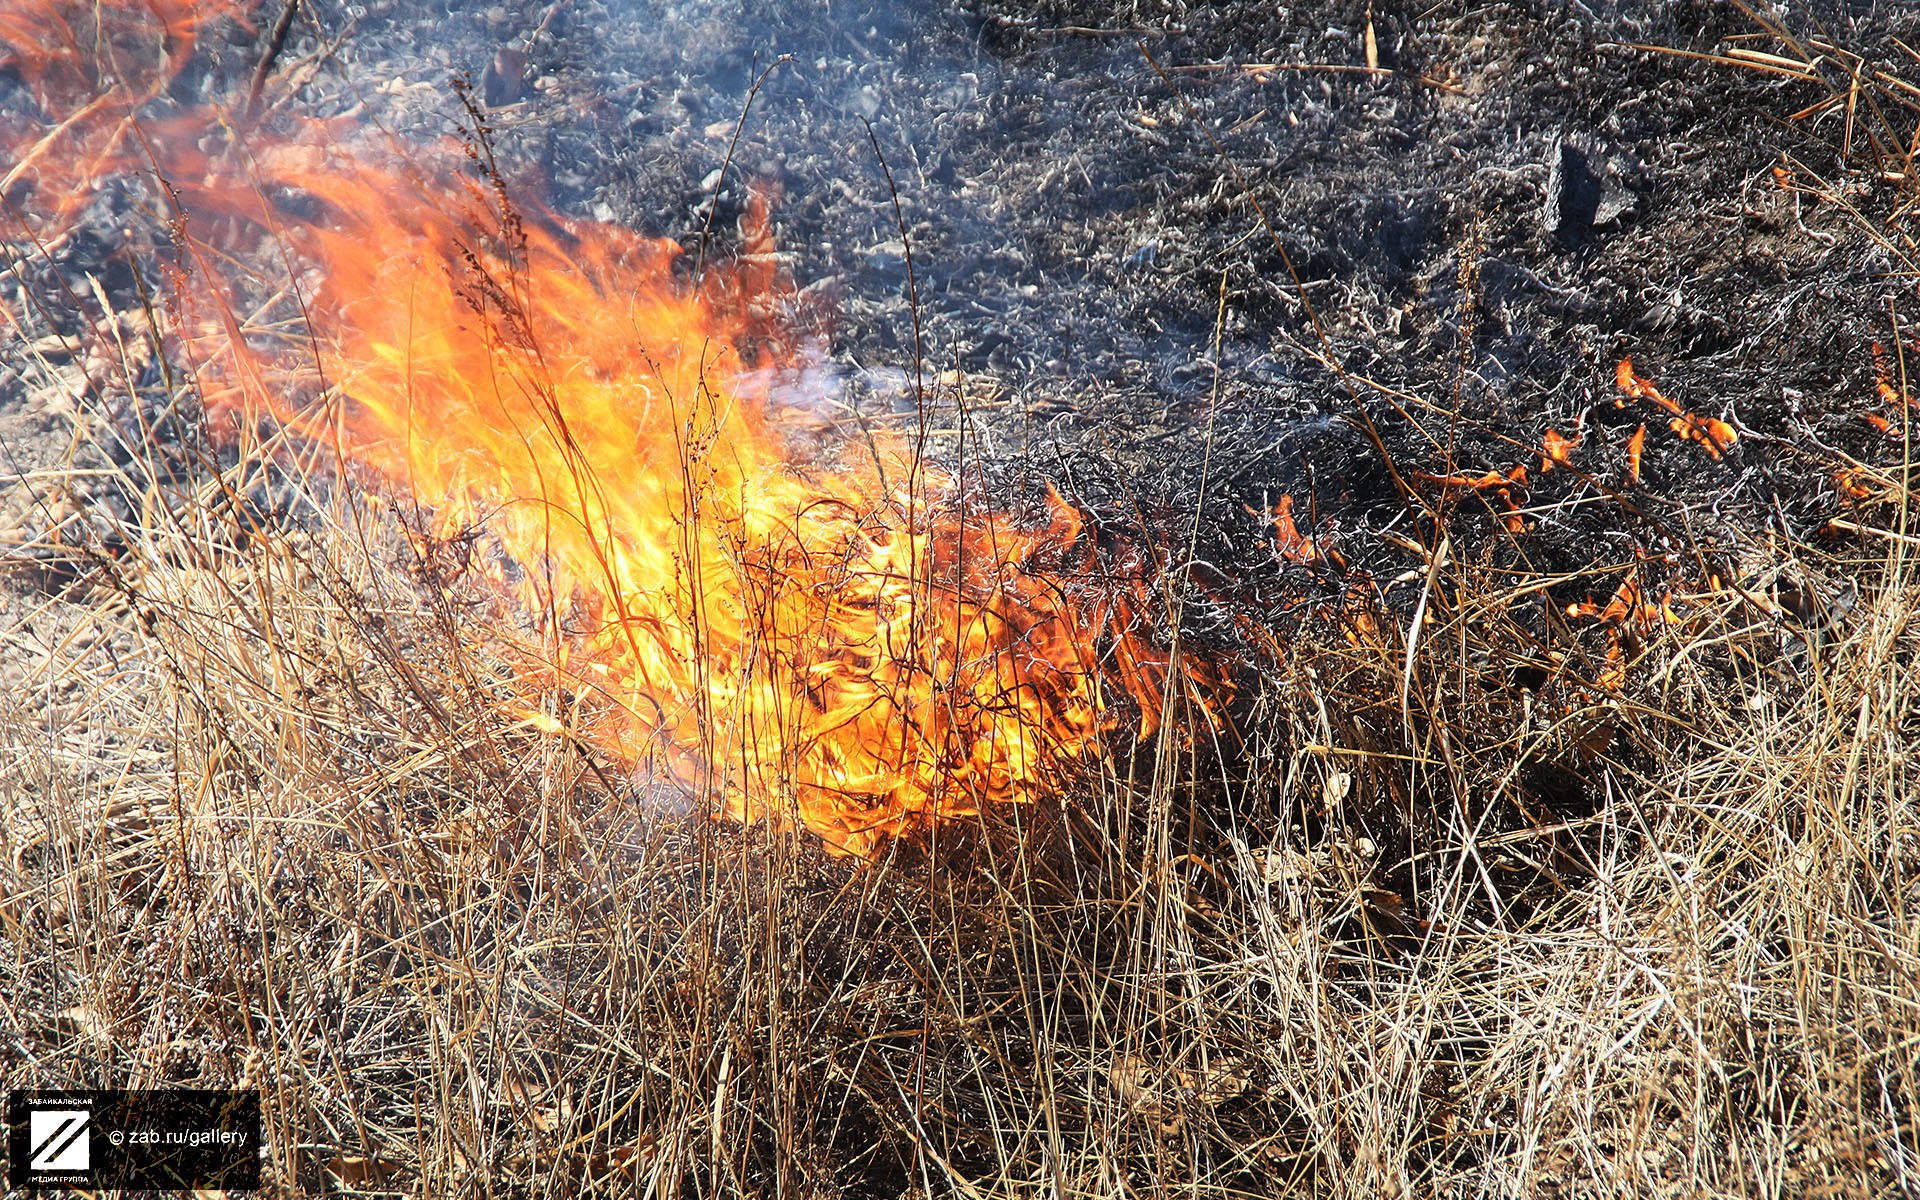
[1458,541,1920,1195]
[2,318,1915,1198]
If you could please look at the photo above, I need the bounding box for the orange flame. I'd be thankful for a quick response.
[0,0,256,238]
[0,0,244,94]
[1625,424,1646,483]
[1871,342,1913,409]
[1564,566,1721,693]
[1615,358,1737,459]
[1263,494,1319,563]
[1540,428,1579,472]
[2,2,1231,853]
[236,152,1232,852]
[1863,342,1917,439]
[1413,464,1530,533]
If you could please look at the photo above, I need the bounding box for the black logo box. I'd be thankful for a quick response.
[7,1090,261,1192]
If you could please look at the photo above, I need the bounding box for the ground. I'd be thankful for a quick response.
[1,0,1916,1196]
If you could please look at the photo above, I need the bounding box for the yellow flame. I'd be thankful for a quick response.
[6,1,1232,853]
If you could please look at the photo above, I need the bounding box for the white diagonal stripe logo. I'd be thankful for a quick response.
[27,1108,92,1172]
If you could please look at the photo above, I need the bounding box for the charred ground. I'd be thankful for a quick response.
[443,0,1916,865]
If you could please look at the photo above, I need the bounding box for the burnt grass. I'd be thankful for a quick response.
[539,0,1907,889]
[3,0,1919,1197]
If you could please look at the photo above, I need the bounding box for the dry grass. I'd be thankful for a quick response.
[0,297,1916,1200]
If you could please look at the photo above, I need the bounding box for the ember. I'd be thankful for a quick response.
[1615,357,1738,459]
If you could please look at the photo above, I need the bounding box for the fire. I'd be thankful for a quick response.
[1262,494,1320,563]
[1615,358,1737,459]
[0,0,255,238]
[1871,342,1913,410]
[0,0,241,88]
[1625,424,1646,483]
[1413,464,1530,533]
[213,155,1233,853]
[1862,342,1918,438]
[1540,428,1579,472]
[2,3,1228,854]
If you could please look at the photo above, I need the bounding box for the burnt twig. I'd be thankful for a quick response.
[245,0,300,120]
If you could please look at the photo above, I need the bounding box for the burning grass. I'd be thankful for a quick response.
[6,0,1231,853]
[3,0,1919,1196]
[180,138,1228,855]
[4,387,1916,1194]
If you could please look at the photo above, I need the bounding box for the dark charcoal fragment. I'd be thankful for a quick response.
[1542,139,1638,245]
